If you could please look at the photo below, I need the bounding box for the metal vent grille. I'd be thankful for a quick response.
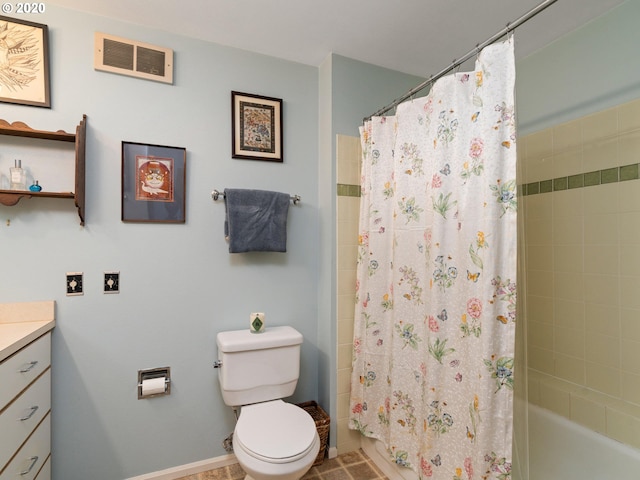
[94,32,173,84]
[136,46,166,77]
[103,38,134,70]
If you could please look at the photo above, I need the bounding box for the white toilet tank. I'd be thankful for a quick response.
[216,326,303,407]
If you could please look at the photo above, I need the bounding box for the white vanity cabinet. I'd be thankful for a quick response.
[0,302,55,480]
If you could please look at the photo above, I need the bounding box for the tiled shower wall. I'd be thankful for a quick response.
[521,97,640,449]
[336,135,362,455]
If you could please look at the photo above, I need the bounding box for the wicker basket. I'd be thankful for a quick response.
[297,401,330,466]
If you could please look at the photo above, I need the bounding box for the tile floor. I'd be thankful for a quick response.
[176,449,389,480]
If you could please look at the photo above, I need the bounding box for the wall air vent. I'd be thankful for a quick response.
[94,32,173,84]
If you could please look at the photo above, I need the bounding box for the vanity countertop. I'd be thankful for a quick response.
[0,301,55,362]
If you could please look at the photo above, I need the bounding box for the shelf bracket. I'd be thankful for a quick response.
[0,192,31,207]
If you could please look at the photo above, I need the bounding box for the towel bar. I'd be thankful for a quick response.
[211,189,301,205]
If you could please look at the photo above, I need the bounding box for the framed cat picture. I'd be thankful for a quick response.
[121,141,186,223]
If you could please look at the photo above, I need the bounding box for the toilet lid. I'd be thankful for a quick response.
[235,400,317,460]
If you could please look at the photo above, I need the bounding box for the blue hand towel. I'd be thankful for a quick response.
[224,189,291,253]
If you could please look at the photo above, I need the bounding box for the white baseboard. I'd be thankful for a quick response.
[126,446,340,479]
[125,453,238,480]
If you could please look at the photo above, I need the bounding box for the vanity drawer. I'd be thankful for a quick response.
[0,413,50,480]
[34,455,49,480]
[0,333,50,411]
[0,369,50,470]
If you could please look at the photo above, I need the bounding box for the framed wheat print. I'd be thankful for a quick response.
[121,141,186,223]
[232,91,282,162]
[0,16,50,108]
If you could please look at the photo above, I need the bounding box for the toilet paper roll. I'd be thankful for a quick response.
[141,377,166,396]
[250,312,265,333]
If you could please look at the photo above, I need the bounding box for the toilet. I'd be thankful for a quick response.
[216,326,320,480]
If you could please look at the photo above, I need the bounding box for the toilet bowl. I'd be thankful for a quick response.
[233,400,320,480]
[216,326,321,480]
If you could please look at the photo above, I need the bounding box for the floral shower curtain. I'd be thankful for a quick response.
[349,38,517,480]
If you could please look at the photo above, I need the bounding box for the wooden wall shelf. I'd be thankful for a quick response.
[0,115,86,225]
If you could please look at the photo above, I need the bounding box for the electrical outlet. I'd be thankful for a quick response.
[66,272,83,296]
[104,271,120,294]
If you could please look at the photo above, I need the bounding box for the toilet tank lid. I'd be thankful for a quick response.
[217,326,303,352]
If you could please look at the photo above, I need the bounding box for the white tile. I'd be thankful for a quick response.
[618,98,640,133]
[584,245,619,275]
[606,406,640,450]
[583,273,619,306]
[586,362,620,397]
[570,393,606,433]
[618,130,640,167]
[539,380,572,417]
[581,107,618,143]
[553,245,583,273]
[619,212,640,243]
[554,326,584,359]
[619,185,640,215]
[585,303,619,337]
[553,118,582,153]
[584,214,618,245]
[585,331,620,368]
[583,137,618,172]
[552,149,583,178]
[621,308,640,342]
[554,298,585,330]
[620,276,640,310]
[583,182,619,215]
[553,271,584,301]
[526,128,553,159]
[552,215,583,245]
[555,353,585,385]
[552,189,584,218]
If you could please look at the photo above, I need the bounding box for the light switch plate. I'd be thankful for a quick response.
[104,271,120,294]
[66,272,83,296]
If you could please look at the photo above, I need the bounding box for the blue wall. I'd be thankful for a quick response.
[316,53,424,449]
[0,5,424,479]
[0,7,319,479]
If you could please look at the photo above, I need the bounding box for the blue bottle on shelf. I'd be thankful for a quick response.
[29,180,42,192]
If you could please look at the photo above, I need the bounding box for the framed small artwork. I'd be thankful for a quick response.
[121,141,186,223]
[232,91,283,162]
[0,16,50,108]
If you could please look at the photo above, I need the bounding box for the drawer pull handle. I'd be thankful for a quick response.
[19,405,39,421]
[19,361,39,373]
[20,456,39,475]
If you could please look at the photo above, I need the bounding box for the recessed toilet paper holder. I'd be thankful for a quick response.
[138,367,171,399]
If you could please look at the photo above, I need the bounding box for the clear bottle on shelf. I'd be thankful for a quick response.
[9,159,26,190]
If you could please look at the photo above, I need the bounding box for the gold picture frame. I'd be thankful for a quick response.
[0,16,50,108]
[232,91,283,162]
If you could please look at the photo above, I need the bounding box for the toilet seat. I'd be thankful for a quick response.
[235,400,318,464]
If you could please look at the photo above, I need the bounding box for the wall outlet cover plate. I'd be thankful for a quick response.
[104,271,120,294]
[66,272,83,296]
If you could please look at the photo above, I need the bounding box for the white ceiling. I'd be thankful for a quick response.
[47,0,624,77]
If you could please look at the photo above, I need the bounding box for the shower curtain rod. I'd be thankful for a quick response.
[365,0,558,121]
